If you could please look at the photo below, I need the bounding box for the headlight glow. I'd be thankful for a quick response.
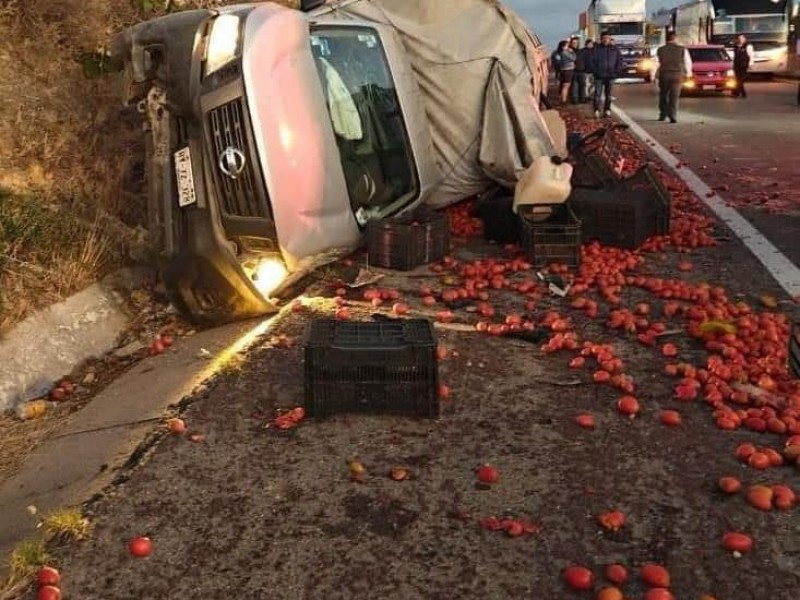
[726,69,735,77]
[205,14,240,76]
[249,258,288,298]
[683,79,696,89]
[640,58,655,71]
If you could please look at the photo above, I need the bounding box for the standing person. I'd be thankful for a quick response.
[591,31,623,118]
[551,40,566,88]
[656,31,692,123]
[555,40,576,104]
[571,38,593,104]
[732,34,754,98]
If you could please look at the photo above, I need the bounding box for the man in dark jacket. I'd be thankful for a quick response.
[591,31,624,118]
[656,31,692,123]
[732,34,754,98]
[571,38,594,104]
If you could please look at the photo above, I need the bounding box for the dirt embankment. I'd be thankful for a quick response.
[0,0,296,333]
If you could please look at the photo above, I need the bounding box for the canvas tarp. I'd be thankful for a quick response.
[321,0,560,207]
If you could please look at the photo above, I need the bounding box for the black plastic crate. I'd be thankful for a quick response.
[619,163,671,235]
[570,163,671,249]
[519,204,581,269]
[477,194,521,244]
[790,322,799,379]
[366,209,449,271]
[304,319,439,418]
[571,151,619,190]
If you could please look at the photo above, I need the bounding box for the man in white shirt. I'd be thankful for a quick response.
[656,31,692,123]
[732,34,755,98]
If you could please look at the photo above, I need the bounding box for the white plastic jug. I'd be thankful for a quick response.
[513,156,573,217]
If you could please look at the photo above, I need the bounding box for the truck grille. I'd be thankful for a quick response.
[207,99,267,219]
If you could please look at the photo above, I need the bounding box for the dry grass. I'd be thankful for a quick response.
[0,537,48,597]
[42,509,93,542]
[0,0,277,332]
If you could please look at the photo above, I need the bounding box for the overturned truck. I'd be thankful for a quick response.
[113,0,567,324]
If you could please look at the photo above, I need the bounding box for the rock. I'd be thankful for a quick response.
[196,348,212,360]
[82,372,96,385]
[114,340,146,358]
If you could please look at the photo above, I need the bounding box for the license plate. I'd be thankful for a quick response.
[702,85,716,91]
[174,147,197,207]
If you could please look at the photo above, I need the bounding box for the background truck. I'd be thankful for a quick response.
[669,0,712,45]
[707,0,791,75]
[586,0,648,44]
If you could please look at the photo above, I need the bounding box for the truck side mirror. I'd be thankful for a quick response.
[300,0,326,11]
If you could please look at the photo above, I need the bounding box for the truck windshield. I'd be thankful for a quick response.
[713,15,787,36]
[602,22,643,36]
[310,26,418,221]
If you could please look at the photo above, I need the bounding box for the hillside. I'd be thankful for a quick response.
[0,0,295,333]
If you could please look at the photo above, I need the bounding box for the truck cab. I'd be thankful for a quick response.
[112,0,555,324]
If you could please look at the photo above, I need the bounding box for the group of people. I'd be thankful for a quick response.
[552,30,765,123]
[551,31,623,119]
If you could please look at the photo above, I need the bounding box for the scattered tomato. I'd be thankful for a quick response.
[617,395,640,417]
[128,536,152,558]
[605,563,629,585]
[166,418,186,435]
[476,464,499,484]
[640,563,670,588]
[575,414,596,429]
[563,565,594,591]
[597,510,625,532]
[597,586,624,600]
[390,467,409,482]
[37,586,61,600]
[718,477,741,494]
[36,566,60,588]
[659,410,681,427]
[722,531,753,554]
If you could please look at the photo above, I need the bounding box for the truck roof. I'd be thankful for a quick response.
[709,0,787,14]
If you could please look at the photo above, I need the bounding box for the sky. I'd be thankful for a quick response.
[503,0,676,49]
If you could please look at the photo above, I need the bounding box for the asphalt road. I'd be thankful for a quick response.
[613,79,800,270]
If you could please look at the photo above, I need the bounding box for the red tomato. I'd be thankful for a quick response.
[476,464,499,484]
[617,395,640,417]
[167,418,186,435]
[605,563,629,585]
[640,563,670,587]
[36,566,60,587]
[597,510,625,531]
[659,410,681,427]
[721,531,753,553]
[597,587,624,600]
[718,477,741,494]
[128,536,153,558]
[37,587,61,600]
[575,414,595,429]
[563,565,594,591]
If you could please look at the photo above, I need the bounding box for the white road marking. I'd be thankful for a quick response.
[611,105,800,298]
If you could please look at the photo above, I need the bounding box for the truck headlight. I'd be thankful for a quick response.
[640,58,655,71]
[247,257,288,298]
[205,14,240,76]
